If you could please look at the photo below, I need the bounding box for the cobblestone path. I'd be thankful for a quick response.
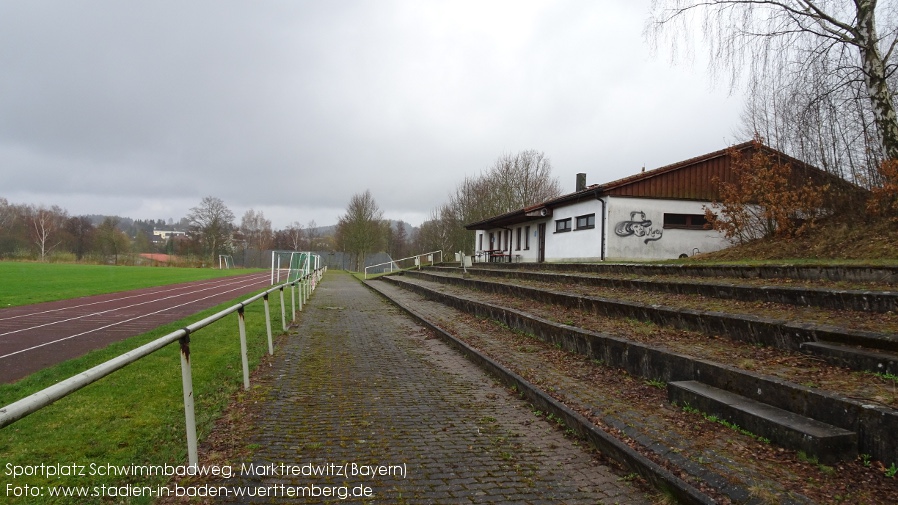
[218,271,653,504]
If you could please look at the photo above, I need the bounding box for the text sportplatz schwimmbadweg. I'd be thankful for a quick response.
[5,461,408,480]
[5,461,408,500]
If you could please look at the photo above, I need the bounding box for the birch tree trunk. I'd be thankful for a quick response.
[649,0,898,163]
[857,1,898,160]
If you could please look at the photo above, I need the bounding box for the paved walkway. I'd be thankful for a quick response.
[217,271,651,504]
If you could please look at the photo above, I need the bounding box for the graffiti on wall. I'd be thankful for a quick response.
[614,211,662,244]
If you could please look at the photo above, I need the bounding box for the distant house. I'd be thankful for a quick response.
[152,228,187,243]
[465,142,847,262]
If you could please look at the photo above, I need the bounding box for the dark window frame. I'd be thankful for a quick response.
[555,218,572,233]
[575,213,596,230]
[663,213,708,230]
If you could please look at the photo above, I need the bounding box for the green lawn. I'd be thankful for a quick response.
[0,262,264,308]
[0,261,299,504]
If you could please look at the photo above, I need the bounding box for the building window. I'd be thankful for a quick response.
[555,218,572,233]
[524,225,530,249]
[576,214,595,230]
[479,233,483,250]
[515,227,521,250]
[663,213,708,230]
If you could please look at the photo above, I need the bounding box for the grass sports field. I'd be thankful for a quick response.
[0,262,284,504]
[0,262,264,308]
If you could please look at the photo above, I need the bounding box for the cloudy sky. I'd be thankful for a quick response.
[0,1,742,229]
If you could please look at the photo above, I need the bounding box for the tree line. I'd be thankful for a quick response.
[334,150,562,270]
[0,195,330,266]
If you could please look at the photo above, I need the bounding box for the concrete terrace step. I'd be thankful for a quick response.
[668,380,858,464]
[464,261,898,283]
[382,274,898,466]
[407,269,898,357]
[801,341,898,375]
[450,266,898,313]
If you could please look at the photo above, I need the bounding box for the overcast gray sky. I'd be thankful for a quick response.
[0,1,742,229]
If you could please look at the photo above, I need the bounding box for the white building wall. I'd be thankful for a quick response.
[544,199,603,262]
[605,196,729,260]
[472,196,732,263]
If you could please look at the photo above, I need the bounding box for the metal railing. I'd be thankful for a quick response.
[0,267,326,467]
[364,250,443,279]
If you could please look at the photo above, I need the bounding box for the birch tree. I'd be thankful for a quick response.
[647,1,898,161]
[28,205,66,261]
[285,221,304,251]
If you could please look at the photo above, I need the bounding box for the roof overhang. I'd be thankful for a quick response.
[464,187,601,230]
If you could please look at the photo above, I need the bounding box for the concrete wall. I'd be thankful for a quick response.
[605,196,729,261]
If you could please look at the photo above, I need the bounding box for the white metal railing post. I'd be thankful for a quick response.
[178,334,198,467]
[0,274,330,471]
[290,281,296,321]
[237,306,250,390]
[279,287,287,331]
[263,293,273,355]
[298,276,304,312]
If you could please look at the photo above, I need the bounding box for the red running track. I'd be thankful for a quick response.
[0,272,274,383]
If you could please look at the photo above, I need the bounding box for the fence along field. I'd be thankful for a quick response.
[0,261,307,504]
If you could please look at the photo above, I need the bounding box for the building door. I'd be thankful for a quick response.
[537,223,546,263]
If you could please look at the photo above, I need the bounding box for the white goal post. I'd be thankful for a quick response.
[218,255,235,269]
[270,250,321,284]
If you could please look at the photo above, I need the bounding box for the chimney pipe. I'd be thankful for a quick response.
[576,173,586,192]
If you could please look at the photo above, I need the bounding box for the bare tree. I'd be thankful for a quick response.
[96,216,129,265]
[285,221,304,251]
[486,150,562,215]
[433,150,562,254]
[336,191,384,271]
[393,220,408,259]
[186,196,235,263]
[737,35,886,188]
[240,209,273,265]
[306,220,319,250]
[28,205,66,261]
[63,216,94,261]
[648,0,898,161]
[0,197,15,232]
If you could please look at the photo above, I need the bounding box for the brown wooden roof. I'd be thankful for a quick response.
[601,141,854,201]
[465,141,859,230]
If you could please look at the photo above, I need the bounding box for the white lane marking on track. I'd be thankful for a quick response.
[0,276,273,359]
[0,274,269,337]
[1,273,270,322]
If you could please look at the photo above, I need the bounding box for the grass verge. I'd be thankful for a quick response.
[0,262,264,308]
[0,290,280,504]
